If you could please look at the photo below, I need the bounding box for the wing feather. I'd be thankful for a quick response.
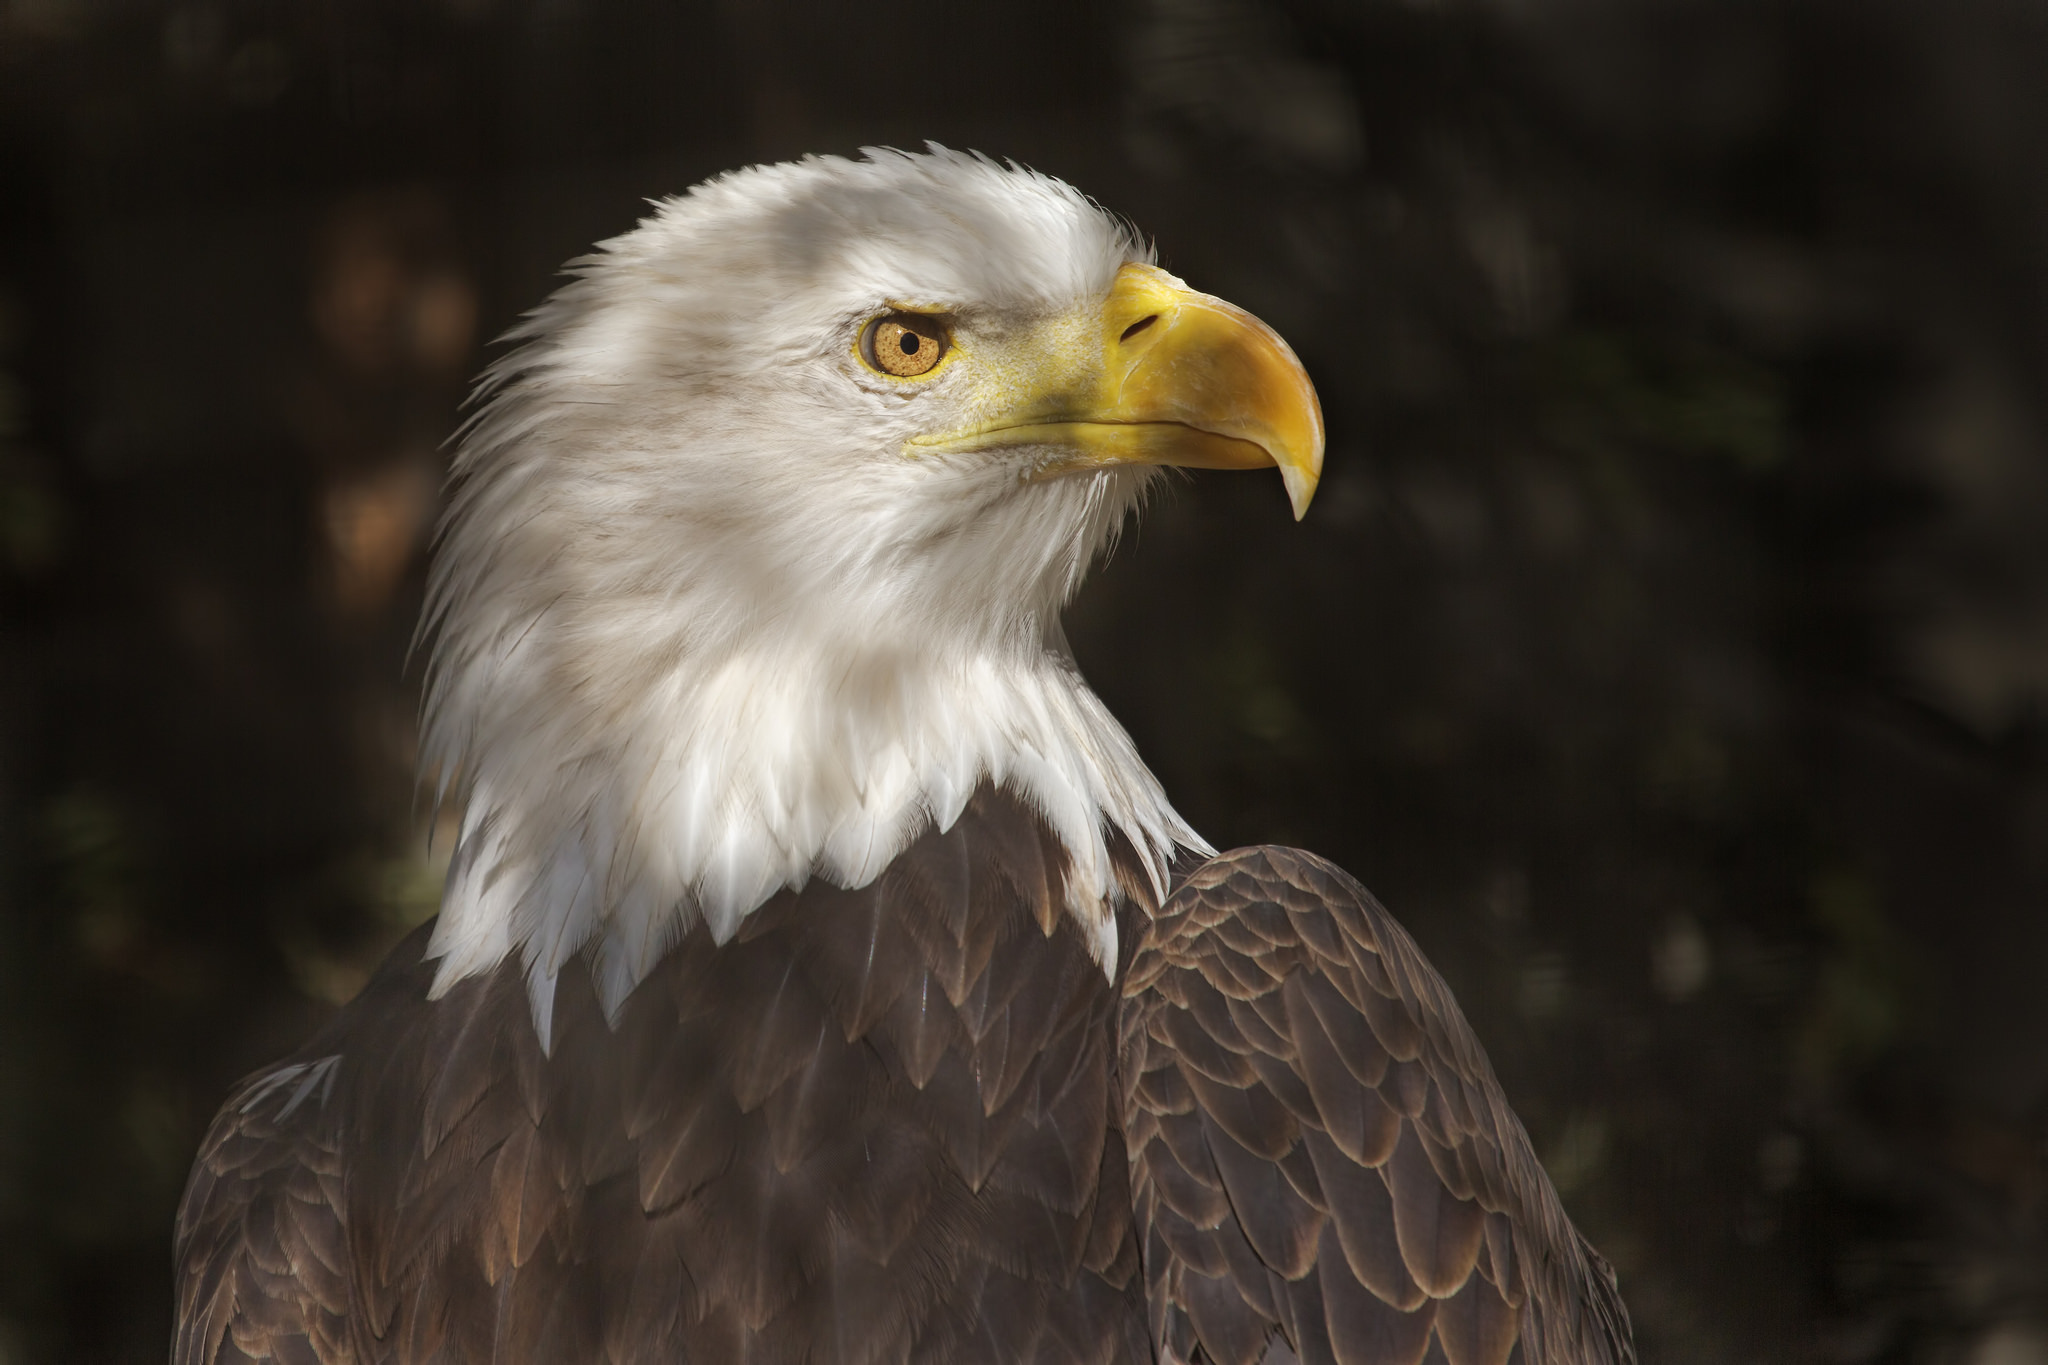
[1122,846,1634,1365]
[174,1058,356,1365]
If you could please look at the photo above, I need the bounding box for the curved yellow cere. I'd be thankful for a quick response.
[910,262,1326,519]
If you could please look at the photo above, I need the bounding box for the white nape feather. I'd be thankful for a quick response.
[419,147,1209,1047]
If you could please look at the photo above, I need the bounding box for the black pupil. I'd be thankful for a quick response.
[898,330,922,356]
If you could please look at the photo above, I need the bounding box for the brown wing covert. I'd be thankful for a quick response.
[175,1055,356,1365]
[1120,846,1634,1365]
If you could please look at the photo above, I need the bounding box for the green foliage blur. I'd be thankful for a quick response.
[3,0,2047,1360]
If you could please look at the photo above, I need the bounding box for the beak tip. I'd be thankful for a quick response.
[1278,459,1319,521]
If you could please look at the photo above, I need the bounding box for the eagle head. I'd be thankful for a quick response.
[418,147,1324,1040]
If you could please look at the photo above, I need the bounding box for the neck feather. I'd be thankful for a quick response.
[423,629,1207,1046]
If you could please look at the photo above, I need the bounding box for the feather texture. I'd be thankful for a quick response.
[175,788,1151,1365]
[174,810,1633,1365]
[1120,846,1635,1365]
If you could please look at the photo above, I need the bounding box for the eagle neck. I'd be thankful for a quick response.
[424,629,1207,1047]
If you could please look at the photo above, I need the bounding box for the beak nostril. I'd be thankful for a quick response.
[1119,315,1160,343]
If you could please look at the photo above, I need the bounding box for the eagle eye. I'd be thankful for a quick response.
[861,313,949,378]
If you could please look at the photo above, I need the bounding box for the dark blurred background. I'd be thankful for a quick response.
[3,0,2047,1359]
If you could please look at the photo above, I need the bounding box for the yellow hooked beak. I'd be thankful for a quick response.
[908,262,1326,519]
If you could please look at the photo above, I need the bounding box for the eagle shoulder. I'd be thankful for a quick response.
[1121,845,1635,1365]
[174,1051,355,1365]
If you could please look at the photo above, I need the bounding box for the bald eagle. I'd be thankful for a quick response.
[175,149,1633,1365]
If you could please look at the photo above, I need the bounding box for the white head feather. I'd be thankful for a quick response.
[419,148,1209,1042]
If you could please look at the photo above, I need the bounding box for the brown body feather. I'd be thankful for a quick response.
[174,791,1631,1365]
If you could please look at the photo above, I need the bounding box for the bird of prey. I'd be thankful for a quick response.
[175,148,1633,1365]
